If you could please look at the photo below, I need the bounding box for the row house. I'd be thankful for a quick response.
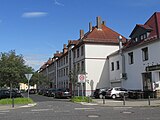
[108,12,160,93]
[39,16,126,96]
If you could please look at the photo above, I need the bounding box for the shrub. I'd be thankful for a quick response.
[71,96,92,103]
[0,98,34,105]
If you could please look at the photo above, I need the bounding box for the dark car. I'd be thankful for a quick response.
[55,88,71,98]
[0,89,10,99]
[29,89,37,94]
[93,88,109,99]
[47,88,56,97]
[0,88,22,99]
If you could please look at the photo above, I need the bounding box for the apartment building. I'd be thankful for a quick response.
[108,12,160,92]
[39,16,126,96]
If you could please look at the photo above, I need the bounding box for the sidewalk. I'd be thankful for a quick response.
[91,98,160,107]
[0,103,36,110]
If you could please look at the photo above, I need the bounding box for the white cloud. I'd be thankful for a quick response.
[24,54,51,70]
[54,0,64,6]
[22,12,48,18]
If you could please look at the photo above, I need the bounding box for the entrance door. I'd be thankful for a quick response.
[142,72,152,91]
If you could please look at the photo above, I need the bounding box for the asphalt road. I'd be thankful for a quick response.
[0,94,160,120]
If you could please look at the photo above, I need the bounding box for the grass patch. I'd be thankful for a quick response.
[0,98,34,105]
[71,96,92,103]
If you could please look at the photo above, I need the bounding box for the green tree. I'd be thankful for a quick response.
[0,50,33,88]
[29,72,47,88]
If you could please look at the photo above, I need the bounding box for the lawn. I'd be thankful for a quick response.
[71,96,92,103]
[0,98,34,105]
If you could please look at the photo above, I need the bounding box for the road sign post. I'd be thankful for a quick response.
[25,74,33,99]
[78,74,86,99]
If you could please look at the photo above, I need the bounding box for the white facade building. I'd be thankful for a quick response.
[108,12,160,94]
[39,12,160,97]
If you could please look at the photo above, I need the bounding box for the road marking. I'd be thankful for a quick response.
[0,110,10,113]
[31,109,53,112]
[75,108,95,110]
[88,115,99,118]
[122,111,132,114]
[54,110,70,113]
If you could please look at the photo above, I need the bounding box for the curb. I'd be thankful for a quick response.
[0,103,37,110]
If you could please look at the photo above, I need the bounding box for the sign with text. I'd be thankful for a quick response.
[78,74,86,83]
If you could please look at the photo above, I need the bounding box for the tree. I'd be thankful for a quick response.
[29,72,47,89]
[0,50,33,88]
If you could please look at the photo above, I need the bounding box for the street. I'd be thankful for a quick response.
[0,94,160,120]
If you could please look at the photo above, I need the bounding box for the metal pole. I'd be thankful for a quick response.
[12,97,14,108]
[148,96,151,106]
[78,86,79,97]
[123,95,126,106]
[28,79,30,99]
[103,96,105,104]
[81,83,84,99]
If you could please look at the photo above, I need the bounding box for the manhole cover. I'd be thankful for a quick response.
[88,115,99,118]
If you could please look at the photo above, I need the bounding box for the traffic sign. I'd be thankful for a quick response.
[25,74,33,81]
[78,74,86,83]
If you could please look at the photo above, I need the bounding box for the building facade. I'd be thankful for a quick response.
[108,12,160,92]
[39,12,160,96]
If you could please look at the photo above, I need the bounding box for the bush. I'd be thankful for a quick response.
[0,98,34,105]
[71,96,92,103]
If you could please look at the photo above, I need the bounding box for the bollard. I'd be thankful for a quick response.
[148,96,151,106]
[123,95,126,106]
[103,96,105,104]
[88,96,90,103]
[12,97,14,108]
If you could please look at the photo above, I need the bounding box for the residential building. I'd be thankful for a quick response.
[108,12,160,93]
[39,16,126,96]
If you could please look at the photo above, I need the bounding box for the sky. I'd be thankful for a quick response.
[0,0,160,70]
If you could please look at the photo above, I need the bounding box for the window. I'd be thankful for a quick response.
[73,50,76,59]
[77,48,79,58]
[128,52,134,64]
[66,67,68,76]
[77,63,80,72]
[81,61,85,72]
[81,46,84,56]
[116,61,119,70]
[66,55,68,64]
[111,62,114,71]
[64,68,65,76]
[142,47,148,61]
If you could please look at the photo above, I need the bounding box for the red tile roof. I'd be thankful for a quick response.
[83,24,126,44]
[125,12,160,49]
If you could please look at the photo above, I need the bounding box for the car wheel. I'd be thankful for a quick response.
[99,94,103,99]
[112,94,116,99]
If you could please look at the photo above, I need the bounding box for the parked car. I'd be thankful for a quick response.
[93,88,109,99]
[47,88,56,97]
[0,89,10,99]
[0,88,22,99]
[55,88,71,98]
[29,89,37,94]
[105,87,128,99]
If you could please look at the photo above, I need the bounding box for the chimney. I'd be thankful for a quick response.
[102,21,106,26]
[56,51,60,54]
[97,16,102,30]
[118,35,123,54]
[89,22,92,32]
[80,29,84,39]
[63,44,67,54]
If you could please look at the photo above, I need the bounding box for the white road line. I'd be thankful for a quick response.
[31,109,53,112]
[0,110,10,113]
[74,108,95,110]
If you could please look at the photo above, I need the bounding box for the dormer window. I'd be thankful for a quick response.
[140,34,144,40]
